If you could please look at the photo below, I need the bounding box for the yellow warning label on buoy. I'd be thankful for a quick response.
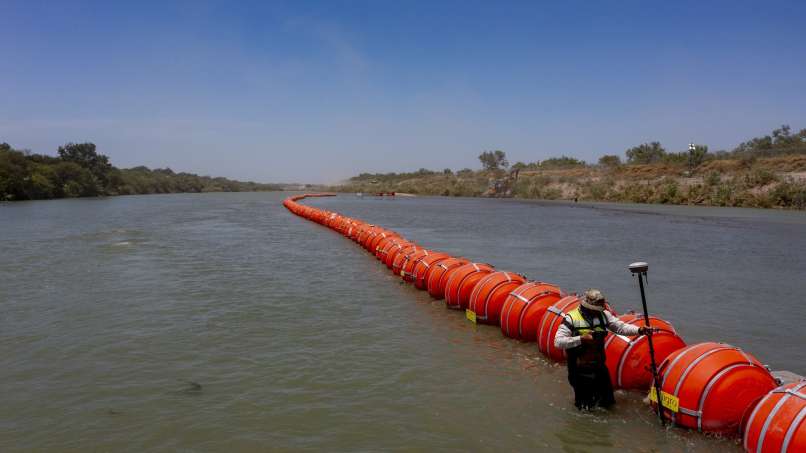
[466,309,476,323]
[649,388,679,413]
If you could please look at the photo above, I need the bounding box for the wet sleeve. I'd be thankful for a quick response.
[605,310,641,336]
[554,317,581,349]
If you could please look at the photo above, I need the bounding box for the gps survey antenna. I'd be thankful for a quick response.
[629,261,665,424]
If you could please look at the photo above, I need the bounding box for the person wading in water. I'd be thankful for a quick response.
[554,289,656,410]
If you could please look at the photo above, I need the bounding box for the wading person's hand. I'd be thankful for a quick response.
[580,333,595,344]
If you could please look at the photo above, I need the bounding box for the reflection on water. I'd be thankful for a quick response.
[1,193,803,452]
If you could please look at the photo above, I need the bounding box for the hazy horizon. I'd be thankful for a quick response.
[3,0,805,184]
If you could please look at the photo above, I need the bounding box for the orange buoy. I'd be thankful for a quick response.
[368,230,397,255]
[374,234,401,260]
[603,313,686,390]
[467,271,527,325]
[653,342,777,434]
[381,240,413,269]
[391,245,422,277]
[377,238,405,264]
[500,282,563,341]
[357,225,380,249]
[399,249,438,283]
[537,296,580,361]
[352,223,375,244]
[388,243,418,272]
[443,263,495,310]
[411,252,451,290]
[426,257,469,299]
[743,381,806,453]
[345,221,365,240]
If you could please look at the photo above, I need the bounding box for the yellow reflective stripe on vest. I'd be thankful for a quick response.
[567,308,607,335]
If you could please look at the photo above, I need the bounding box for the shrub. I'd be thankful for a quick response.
[770,180,806,209]
[744,168,778,187]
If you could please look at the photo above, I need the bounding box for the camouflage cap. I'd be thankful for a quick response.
[581,289,606,311]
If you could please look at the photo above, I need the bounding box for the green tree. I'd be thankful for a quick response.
[598,155,622,168]
[540,156,585,168]
[27,172,56,199]
[57,142,112,191]
[0,145,31,200]
[478,150,508,171]
[626,142,666,164]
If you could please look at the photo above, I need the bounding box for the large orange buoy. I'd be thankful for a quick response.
[391,245,422,277]
[603,313,686,390]
[357,225,381,250]
[467,272,527,325]
[388,243,418,273]
[345,221,366,240]
[399,249,438,283]
[743,381,806,453]
[443,263,495,310]
[653,342,777,434]
[368,230,397,255]
[381,240,414,269]
[352,223,373,243]
[411,252,451,290]
[426,257,469,299]
[374,235,402,260]
[500,282,563,341]
[537,296,581,360]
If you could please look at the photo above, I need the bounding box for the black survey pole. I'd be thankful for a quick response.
[629,262,665,425]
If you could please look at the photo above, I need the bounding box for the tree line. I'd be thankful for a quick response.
[478,125,806,172]
[0,141,282,201]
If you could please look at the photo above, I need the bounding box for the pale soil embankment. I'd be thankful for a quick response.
[337,155,806,209]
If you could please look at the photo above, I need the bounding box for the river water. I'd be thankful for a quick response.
[1,192,804,452]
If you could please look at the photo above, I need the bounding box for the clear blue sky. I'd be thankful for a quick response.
[2,0,805,183]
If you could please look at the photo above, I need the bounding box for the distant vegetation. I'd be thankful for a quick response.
[337,125,806,209]
[0,141,282,201]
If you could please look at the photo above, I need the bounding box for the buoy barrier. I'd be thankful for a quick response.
[410,252,451,289]
[399,248,439,283]
[743,381,806,453]
[375,236,406,264]
[356,225,379,249]
[500,282,564,341]
[443,262,495,310]
[603,313,687,390]
[467,271,527,325]
[283,194,791,444]
[369,230,397,256]
[426,257,469,299]
[383,240,415,269]
[653,342,777,434]
[392,245,422,277]
[389,244,419,274]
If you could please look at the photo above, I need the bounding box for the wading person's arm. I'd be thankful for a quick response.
[554,318,582,349]
[604,311,654,336]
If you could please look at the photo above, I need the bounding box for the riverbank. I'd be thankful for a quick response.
[335,154,806,209]
[0,141,283,201]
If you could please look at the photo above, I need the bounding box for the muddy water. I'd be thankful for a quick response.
[1,192,804,451]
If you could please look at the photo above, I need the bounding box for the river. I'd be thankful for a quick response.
[1,192,804,452]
